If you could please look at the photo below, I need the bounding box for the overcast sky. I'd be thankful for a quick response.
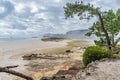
[0,0,120,39]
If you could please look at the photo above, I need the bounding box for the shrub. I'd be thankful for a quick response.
[83,46,114,67]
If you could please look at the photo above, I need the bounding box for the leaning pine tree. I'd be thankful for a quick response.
[64,1,112,50]
[86,10,120,48]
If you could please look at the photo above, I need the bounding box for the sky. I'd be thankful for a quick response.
[0,0,120,40]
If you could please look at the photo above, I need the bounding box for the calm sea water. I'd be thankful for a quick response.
[0,37,42,42]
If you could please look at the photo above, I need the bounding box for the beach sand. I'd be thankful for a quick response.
[0,39,93,80]
[0,39,69,80]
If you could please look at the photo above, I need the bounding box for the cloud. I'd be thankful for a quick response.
[0,0,119,40]
[14,3,26,13]
[90,0,119,11]
[0,1,14,19]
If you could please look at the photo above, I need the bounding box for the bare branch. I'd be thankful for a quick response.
[3,65,19,69]
[0,66,34,80]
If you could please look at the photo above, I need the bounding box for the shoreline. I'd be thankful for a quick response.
[0,39,70,80]
[0,39,93,80]
[0,39,69,54]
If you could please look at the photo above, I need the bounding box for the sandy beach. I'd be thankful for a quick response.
[0,39,93,80]
[0,39,69,79]
[0,39,69,66]
[0,39,69,54]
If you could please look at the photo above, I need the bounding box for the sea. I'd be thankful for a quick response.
[0,37,42,42]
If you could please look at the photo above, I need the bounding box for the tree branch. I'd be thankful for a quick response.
[0,66,34,80]
[3,65,19,69]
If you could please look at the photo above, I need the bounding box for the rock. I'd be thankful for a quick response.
[71,47,81,51]
[22,54,38,60]
[71,46,87,52]
[74,58,120,80]
[53,75,66,79]
[80,46,88,49]
[66,50,72,53]
[41,76,52,80]
[41,37,65,42]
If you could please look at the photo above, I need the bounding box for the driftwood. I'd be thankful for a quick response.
[0,65,34,80]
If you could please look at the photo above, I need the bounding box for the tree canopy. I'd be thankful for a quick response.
[86,10,120,47]
[64,1,120,49]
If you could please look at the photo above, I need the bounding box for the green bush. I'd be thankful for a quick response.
[83,46,114,67]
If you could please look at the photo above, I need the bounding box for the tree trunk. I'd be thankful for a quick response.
[96,10,112,50]
[0,66,34,80]
[111,34,115,47]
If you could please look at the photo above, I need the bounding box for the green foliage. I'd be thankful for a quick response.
[64,1,120,49]
[103,10,120,35]
[94,38,106,46]
[83,46,114,67]
[86,9,120,47]
[114,37,120,47]
[64,1,97,20]
[116,8,120,20]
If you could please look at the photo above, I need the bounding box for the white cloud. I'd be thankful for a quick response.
[53,0,61,3]
[34,13,47,19]
[90,0,119,11]
[34,12,53,20]
[14,3,26,13]
[0,0,119,41]
[0,22,9,27]
[29,2,39,13]
[0,6,6,13]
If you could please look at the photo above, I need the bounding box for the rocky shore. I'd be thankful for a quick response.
[22,48,85,80]
[73,54,120,80]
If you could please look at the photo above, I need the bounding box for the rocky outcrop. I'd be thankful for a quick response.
[22,47,84,80]
[40,60,82,80]
[73,57,120,80]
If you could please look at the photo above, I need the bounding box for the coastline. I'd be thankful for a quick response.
[0,39,69,80]
[0,39,93,80]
